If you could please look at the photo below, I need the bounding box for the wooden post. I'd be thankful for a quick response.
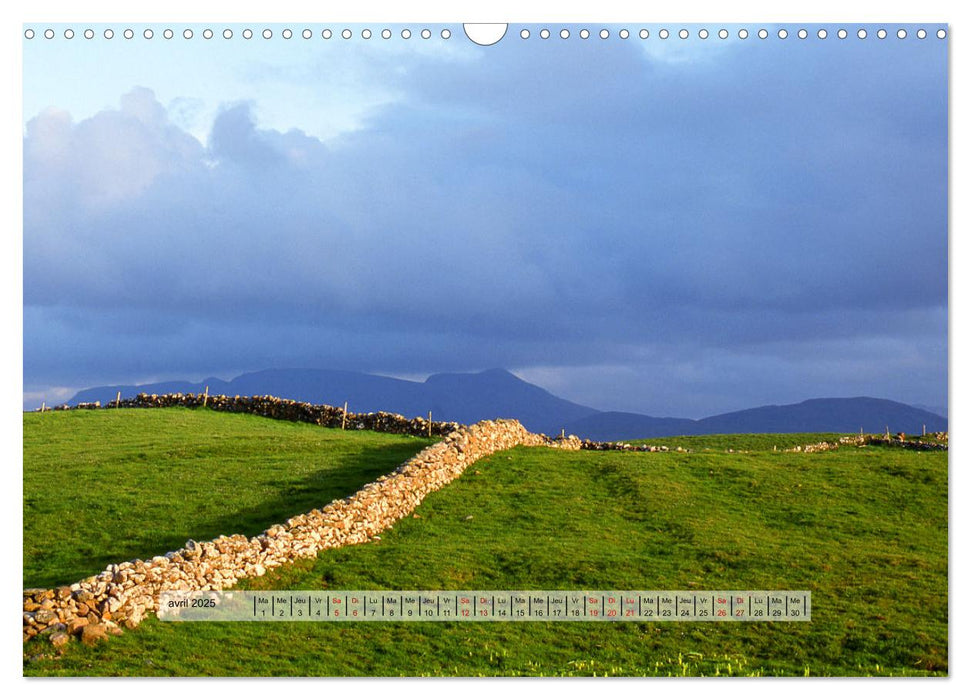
[885,426,890,440]
[341,402,348,430]
[116,391,122,408]
[560,429,565,439]
[923,424,926,436]
[203,385,209,408]
[428,411,433,437]
[40,402,45,412]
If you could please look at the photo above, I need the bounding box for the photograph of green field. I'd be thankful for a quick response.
[22,18,948,682]
[23,407,947,676]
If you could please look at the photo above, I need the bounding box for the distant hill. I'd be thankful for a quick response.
[698,397,947,436]
[562,397,948,440]
[556,412,697,440]
[914,403,948,419]
[68,369,947,439]
[68,368,599,436]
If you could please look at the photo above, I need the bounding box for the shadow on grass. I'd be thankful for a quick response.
[25,441,425,589]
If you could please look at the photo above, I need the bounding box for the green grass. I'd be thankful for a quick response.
[23,414,947,677]
[629,433,847,451]
[23,408,433,588]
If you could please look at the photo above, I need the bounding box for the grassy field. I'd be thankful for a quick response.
[23,408,433,588]
[23,411,947,676]
[630,433,847,451]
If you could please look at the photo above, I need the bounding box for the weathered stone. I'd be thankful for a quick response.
[25,588,53,601]
[73,589,95,603]
[50,632,70,648]
[66,617,88,635]
[80,623,108,646]
[33,609,56,625]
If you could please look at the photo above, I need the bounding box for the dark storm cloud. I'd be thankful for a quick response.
[23,32,947,415]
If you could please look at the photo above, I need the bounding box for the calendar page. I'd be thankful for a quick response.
[20,10,949,680]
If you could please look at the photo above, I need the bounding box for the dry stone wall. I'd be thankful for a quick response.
[23,414,580,647]
[579,434,948,454]
[47,393,946,453]
[785,434,948,453]
[26,393,945,648]
[580,440,685,453]
[61,392,462,437]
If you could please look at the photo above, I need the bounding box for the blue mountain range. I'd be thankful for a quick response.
[69,367,947,440]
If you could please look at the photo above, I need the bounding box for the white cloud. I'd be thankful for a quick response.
[23,25,482,148]
[25,87,205,210]
[21,34,947,417]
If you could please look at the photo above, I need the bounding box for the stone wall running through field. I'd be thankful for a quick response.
[41,392,947,453]
[25,393,944,647]
[23,416,581,647]
[60,391,463,437]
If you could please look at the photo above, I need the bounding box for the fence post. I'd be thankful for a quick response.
[116,391,122,408]
[203,385,209,408]
[41,402,45,413]
[428,411,433,438]
[342,402,348,430]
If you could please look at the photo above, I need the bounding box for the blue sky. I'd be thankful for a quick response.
[22,23,948,417]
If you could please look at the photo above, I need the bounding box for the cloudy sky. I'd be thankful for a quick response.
[22,23,948,417]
